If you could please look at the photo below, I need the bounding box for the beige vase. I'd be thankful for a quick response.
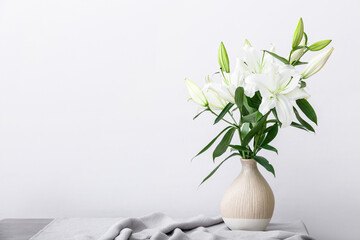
[220,158,275,231]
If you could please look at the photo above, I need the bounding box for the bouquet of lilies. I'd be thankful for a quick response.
[185,18,333,184]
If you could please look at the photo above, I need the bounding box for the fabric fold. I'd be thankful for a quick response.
[98,213,315,240]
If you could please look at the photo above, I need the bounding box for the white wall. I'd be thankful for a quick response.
[0,0,359,239]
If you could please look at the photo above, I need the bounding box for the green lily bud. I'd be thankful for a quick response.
[244,39,252,47]
[292,18,304,48]
[308,40,332,51]
[218,42,230,73]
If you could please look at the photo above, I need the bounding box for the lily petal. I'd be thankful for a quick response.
[208,82,235,103]
[204,89,227,110]
[285,88,310,100]
[275,95,294,128]
[230,58,242,86]
[259,96,276,115]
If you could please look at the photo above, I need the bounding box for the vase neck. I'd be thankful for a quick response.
[240,159,258,173]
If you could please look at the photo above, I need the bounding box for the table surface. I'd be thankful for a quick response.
[0,219,53,240]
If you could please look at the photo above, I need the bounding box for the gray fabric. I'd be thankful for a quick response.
[99,213,315,240]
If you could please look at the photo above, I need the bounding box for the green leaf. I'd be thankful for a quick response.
[193,109,208,120]
[290,122,308,131]
[299,81,306,88]
[261,144,278,154]
[242,112,257,123]
[214,103,234,124]
[264,50,290,65]
[192,126,232,160]
[266,119,278,124]
[242,113,269,147]
[241,104,250,116]
[262,124,278,145]
[235,87,245,110]
[264,125,274,133]
[199,153,240,186]
[257,134,266,149]
[241,122,250,137]
[271,109,281,126]
[253,156,276,177]
[246,91,262,109]
[213,127,236,161]
[218,42,230,73]
[308,40,332,51]
[293,107,315,132]
[229,145,250,152]
[296,99,317,125]
[255,111,263,122]
[293,61,308,66]
[243,96,256,114]
[292,18,304,48]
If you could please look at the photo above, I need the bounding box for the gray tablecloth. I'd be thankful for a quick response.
[30,213,314,240]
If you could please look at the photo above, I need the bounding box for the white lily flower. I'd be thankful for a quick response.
[207,43,278,103]
[185,78,208,107]
[203,76,227,110]
[248,64,310,127]
[302,47,334,79]
[289,41,306,64]
[204,59,243,104]
[203,89,227,110]
[203,41,301,115]
[206,73,236,103]
[238,43,276,97]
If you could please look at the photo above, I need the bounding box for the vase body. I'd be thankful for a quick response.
[220,159,275,231]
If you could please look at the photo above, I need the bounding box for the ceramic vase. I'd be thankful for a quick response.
[220,158,275,231]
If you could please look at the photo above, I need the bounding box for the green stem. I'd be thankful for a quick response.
[288,46,308,63]
[252,112,270,155]
[266,119,278,123]
[208,108,238,127]
[292,48,309,66]
[228,111,238,125]
[288,49,293,62]
[238,127,247,158]
[220,69,229,85]
[227,111,249,158]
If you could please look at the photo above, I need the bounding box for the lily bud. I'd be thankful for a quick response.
[308,40,332,51]
[292,18,304,48]
[185,78,208,107]
[244,39,252,47]
[301,47,334,79]
[290,41,305,64]
[218,42,230,73]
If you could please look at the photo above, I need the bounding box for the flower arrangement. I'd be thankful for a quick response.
[185,18,333,184]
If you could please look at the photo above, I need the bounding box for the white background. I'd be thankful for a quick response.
[0,0,359,239]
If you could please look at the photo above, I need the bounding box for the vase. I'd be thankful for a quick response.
[220,158,275,231]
